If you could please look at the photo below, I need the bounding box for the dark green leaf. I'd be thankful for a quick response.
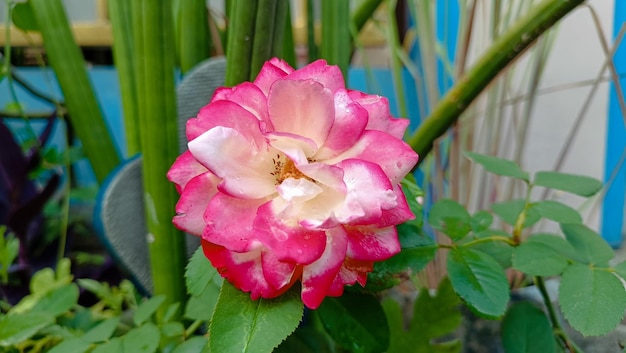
[384,277,462,353]
[162,303,181,323]
[48,338,91,353]
[470,211,493,233]
[12,2,39,31]
[184,277,222,321]
[274,326,332,353]
[491,199,540,228]
[560,223,613,265]
[530,200,582,224]
[318,292,389,353]
[32,284,79,317]
[533,171,602,197]
[0,312,53,346]
[559,264,626,336]
[209,282,304,353]
[172,336,209,353]
[501,301,556,353]
[428,199,471,240]
[524,233,579,260]
[447,248,509,319]
[122,323,160,353]
[465,152,529,181]
[134,295,166,326]
[185,247,222,297]
[470,230,514,268]
[512,242,568,276]
[81,318,119,343]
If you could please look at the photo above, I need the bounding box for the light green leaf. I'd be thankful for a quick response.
[134,295,166,326]
[428,199,471,240]
[122,323,160,353]
[161,322,185,337]
[501,301,556,353]
[470,211,493,233]
[92,338,123,353]
[447,248,509,319]
[559,264,626,336]
[209,282,304,353]
[184,277,222,321]
[81,318,119,343]
[384,277,461,353]
[465,152,529,181]
[47,338,91,353]
[613,261,626,280]
[560,223,613,265]
[533,171,602,197]
[172,336,209,353]
[318,292,389,353]
[185,247,222,297]
[31,283,79,317]
[524,234,579,260]
[0,312,54,346]
[491,199,540,228]
[512,242,568,276]
[530,200,582,224]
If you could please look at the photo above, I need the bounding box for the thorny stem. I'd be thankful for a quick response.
[459,235,517,247]
[535,277,584,353]
[512,183,533,243]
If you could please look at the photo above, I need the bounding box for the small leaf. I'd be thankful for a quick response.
[491,199,540,228]
[186,247,222,296]
[524,233,579,260]
[560,223,613,265]
[465,152,529,181]
[12,2,39,31]
[501,301,556,353]
[134,295,166,326]
[92,338,123,353]
[533,171,602,197]
[162,303,181,323]
[471,230,514,268]
[512,242,568,276]
[184,278,222,321]
[318,292,389,353]
[209,282,304,353]
[172,336,209,353]
[0,312,54,346]
[47,338,91,353]
[161,322,185,337]
[447,248,509,319]
[470,211,493,233]
[530,200,582,224]
[31,283,79,317]
[428,199,471,240]
[613,261,626,280]
[122,323,160,353]
[81,318,119,343]
[559,264,626,336]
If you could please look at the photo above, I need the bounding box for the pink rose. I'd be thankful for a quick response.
[167,58,418,309]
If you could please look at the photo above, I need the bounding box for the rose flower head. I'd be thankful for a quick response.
[167,58,419,309]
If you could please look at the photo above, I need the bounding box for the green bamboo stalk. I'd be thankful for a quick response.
[407,0,585,165]
[272,0,295,67]
[351,0,383,34]
[386,0,408,120]
[225,0,258,86]
[29,0,120,183]
[321,0,350,78]
[306,0,318,62]
[177,0,212,74]
[250,0,279,80]
[108,0,140,156]
[132,0,187,318]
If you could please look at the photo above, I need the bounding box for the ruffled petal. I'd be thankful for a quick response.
[345,225,401,261]
[328,257,373,296]
[268,79,334,149]
[202,193,266,252]
[267,132,318,165]
[172,172,219,236]
[348,90,409,138]
[301,227,348,309]
[285,59,345,93]
[254,200,328,264]
[377,184,415,227]
[261,251,299,291]
[211,82,272,131]
[326,130,419,185]
[167,151,209,192]
[188,127,277,199]
[253,58,295,96]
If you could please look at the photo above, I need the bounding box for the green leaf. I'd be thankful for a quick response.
[524,233,579,260]
[209,282,304,353]
[184,275,222,321]
[559,264,626,336]
[501,301,556,353]
[428,199,471,240]
[491,199,540,228]
[470,230,514,268]
[0,312,54,346]
[122,323,161,353]
[31,283,79,317]
[465,152,529,181]
[47,338,91,353]
[81,318,119,343]
[530,200,582,224]
[12,2,39,31]
[274,326,332,353]
[161,322,185,337]
[384,278,461,353]
[560,223,613,265]
[533,171,602,197]
[92,338,123,353]
[134,295,166,326]
[172,336,209,353]
[317,292,389,353]
[470,211,493,233]
[447,248,509,319]
[162,303,181,323]
[185,247,222,297]
[613,261,626,280]
[512,242,568,276]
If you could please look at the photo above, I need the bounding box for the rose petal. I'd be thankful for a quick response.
[167,151,209,191]
[254,59,294,96]
[173,172,219,236]
[345,225,401,261]
[262,251,299,291]
[348,90,409,138]
[267,132,318,165]
[378,184,415,227]
[286,59,345,93]
[211,82,272,131]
